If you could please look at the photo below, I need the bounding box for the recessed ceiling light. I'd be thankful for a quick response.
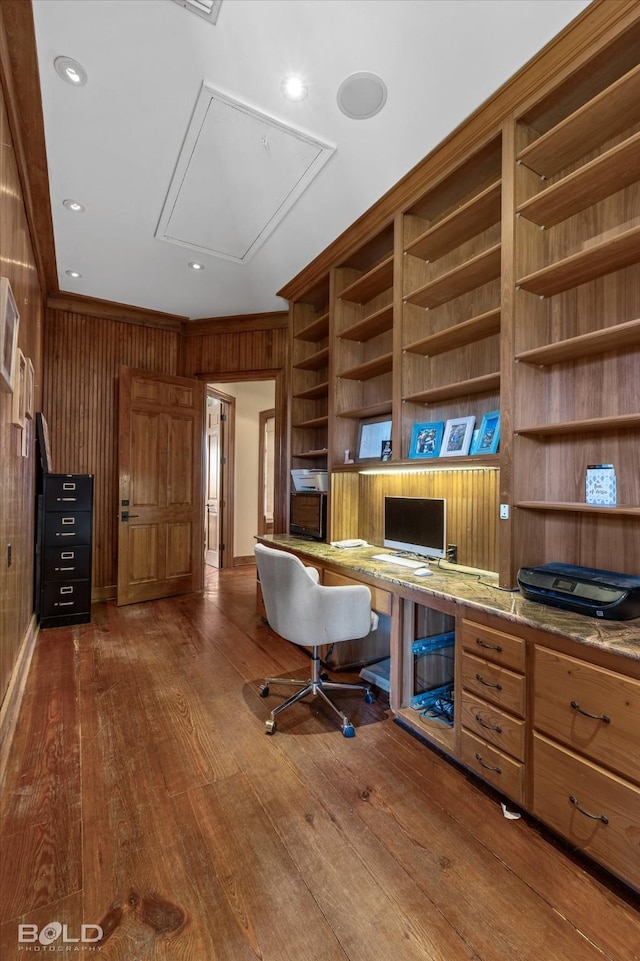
[54,56,88,86]
[65,269,83,279]
[188,261,205,270]
[337,72,387,119]
[281,75,308,102]
[62,199,85,213]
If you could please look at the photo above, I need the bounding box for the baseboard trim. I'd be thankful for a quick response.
[0,613,38,793]
[92,585,116,602]
[233,556,255,567]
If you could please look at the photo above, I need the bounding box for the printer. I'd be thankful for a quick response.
[517,562,640,620]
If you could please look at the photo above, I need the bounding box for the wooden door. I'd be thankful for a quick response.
[205,395,223,567]
[117,367,204,606]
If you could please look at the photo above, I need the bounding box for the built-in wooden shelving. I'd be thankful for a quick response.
[516,413,640,438]
[337,401,393,420]
[404,372,500,406]
[516,317,640,366]
[405,307,501,357]
[405,180,501,262]
[296,311,330,342]
[517,63,640,178]
[293,414,329,430]
[517,132,640,228]
[406,245,501,309]
[293,346,330,371]
[292,381,329,401]
[338,353,393,381]
[516,225,640,298]
[516,502,640,517]
[339,304,394,342]
[339,256,394,304]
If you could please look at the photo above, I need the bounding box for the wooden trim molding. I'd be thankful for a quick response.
[185,311,289,336]
[47,292,188,331]
[0,614,38,792]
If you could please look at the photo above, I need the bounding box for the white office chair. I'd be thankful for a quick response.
[255,543,378,737]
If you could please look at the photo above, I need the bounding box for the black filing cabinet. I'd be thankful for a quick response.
[36,473,94,628]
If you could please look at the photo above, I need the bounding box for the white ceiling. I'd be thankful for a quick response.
[31,0,591,321]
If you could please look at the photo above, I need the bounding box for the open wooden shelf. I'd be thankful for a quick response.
[339,255,394,304]
[516,317,640,366]
[338,352,393,381]
[405,244,501,309]
[293,414,329,430]
[516,501,640,517]
[405,307,501,357]
[517,132,640,228]
[292,381,329,401]
[293,346,329,371]
[406,180,501,262]
[339,303,394,342]
[517,63,640,178]
[516,413,640,437]
[404,372,500,406]
[296,310,330,342]
[516,224,640,298]
[336,400,393,420]
[291,448,329,459]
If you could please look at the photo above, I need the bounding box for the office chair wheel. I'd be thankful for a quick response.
[259,684,270,698]
[320,672,329,681]
[265,718,277,735]
[342,722,356,738]
[364,691,375,704]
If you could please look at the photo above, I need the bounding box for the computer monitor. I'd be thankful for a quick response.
[383,496,446,561]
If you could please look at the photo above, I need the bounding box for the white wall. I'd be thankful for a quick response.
[211,380,275,561]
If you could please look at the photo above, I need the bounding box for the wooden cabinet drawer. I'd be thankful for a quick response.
[461,691,526,761]
[461,652,526,717]
[534,646,640,785]
[461,729,525,805]
[323,570,391,615]
[533,732,640,890]
[461,618,525,672]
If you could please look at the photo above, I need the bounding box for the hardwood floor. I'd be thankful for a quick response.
[1,567,638,960]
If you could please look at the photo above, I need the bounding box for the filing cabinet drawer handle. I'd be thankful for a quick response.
[569,795,609,825]
[475,752,501,774]
[475,713,502,734]
[475,673,502,691]
[475,637,502,652]
[570,701,610,724]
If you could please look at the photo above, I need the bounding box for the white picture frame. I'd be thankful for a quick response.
[440,415,475,457]
[1,277,20,393]
[25,357,35,419]
[11,348,26,428]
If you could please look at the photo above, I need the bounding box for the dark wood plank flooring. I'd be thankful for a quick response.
[1,567,638,960]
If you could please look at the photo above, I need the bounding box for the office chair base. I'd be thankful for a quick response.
[259,651,374,737]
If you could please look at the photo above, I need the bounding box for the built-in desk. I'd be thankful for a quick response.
[257,534,640,892]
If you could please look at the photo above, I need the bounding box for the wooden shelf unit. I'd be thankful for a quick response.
[512,23,640,582]
[281,8,640,583]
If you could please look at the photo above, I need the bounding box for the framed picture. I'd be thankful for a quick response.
[25,357,35,419]
[440,415,475,457]
[409,421,444,459]
[11,348,26,428]
[471,410,500,454]
[1,277,20,393]
[356,415,392,462]
[36,411,53,473]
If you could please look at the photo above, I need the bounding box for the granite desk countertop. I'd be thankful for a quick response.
[258,535,640,663]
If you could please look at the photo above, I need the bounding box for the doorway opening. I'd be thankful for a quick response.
[206,378,276,569]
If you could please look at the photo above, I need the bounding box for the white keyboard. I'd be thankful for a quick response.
[371,553,427,569]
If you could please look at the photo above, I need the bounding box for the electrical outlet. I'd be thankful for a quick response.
[7,545,12,567]
[500,504,509,520]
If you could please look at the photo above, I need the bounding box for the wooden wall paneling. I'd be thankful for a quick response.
[0,72,44,709]
[43,310,180,597]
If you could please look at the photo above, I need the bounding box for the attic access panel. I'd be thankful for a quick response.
[155,83,335,263]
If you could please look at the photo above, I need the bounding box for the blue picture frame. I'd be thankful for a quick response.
[409,421,444,459]
[471,410,500,455]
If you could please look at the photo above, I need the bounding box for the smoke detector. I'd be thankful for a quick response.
[170,0,222,25]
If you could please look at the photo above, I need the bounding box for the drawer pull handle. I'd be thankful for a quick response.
[476,673,502,691]
[569,795,609,825]
[570,701,610,724]
[475,713,502,733]
[476,637,502,652]
[475,752,501,774]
